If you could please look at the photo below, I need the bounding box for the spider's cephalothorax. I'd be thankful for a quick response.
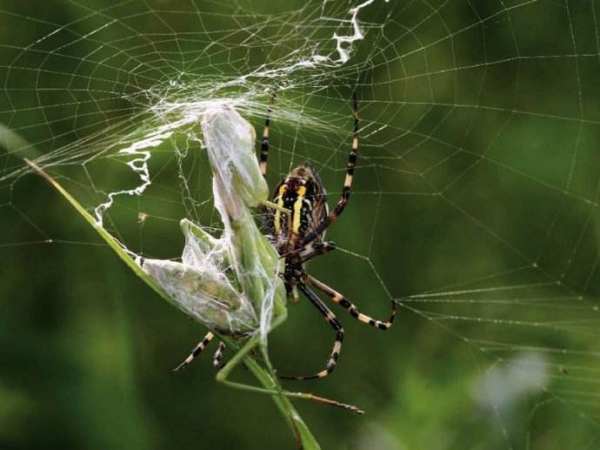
[175,94,397,381]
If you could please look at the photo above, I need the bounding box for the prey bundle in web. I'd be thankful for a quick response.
[138,105,284,342]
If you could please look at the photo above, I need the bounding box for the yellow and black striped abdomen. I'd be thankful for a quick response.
[273,181,312,237]
[268,165,328,251]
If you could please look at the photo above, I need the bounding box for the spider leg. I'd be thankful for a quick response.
[213,341,226,369]
[307,275,397,330]
[259,94,275,177]
[301,93,359,246]
[299,240,336,264]
[280,283,344,380]
[290,286,300,303]
[215,333,362,414]
[172,316,362,413]
[173,331,215,371]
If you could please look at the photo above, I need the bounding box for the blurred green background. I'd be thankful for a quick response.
[1,1,600,449]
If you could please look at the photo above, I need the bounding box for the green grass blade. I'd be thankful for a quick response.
[24,159,172,305]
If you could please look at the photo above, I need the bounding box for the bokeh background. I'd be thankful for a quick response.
[1,1,600,449]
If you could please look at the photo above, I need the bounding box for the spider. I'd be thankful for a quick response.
[175,94,397,379]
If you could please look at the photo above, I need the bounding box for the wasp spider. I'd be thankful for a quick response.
[175,94,397,379]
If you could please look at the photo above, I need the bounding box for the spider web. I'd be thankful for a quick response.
[1,0,600,448]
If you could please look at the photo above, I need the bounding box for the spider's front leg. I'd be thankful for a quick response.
[172,310,361,412]
[259,94,275,177]
[299,240,336,263]
[173,333,228,372]
[300,93,360,246]
[212,341,227,369]
[173,331,217,371]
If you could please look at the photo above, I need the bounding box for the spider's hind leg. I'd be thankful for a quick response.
[215,333,363,414]
[307,275,397,330]
[280,283,344,380]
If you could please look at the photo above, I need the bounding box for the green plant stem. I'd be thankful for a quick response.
[244,356,322,449]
